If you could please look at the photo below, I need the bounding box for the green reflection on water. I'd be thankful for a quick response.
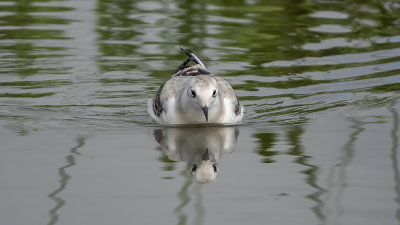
[0,92,54,98]
[254,132,278,163]
[96,0,141,72]
[233,79,329,91]
[0,0,398,125]
[0,80,71,89]
[0,0,72,79]
[371,83,400,92]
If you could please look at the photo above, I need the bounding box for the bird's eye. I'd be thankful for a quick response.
[190,89,196,98]
[213,164,218,173]
[212,89,217,97]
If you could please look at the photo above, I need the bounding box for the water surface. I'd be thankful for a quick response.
[0,0,399,225]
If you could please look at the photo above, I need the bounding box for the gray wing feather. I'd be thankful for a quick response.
[153,77,191,117]
[234,99,241,116]
[174,48,211,76]
[173,65,211,77]
[153,83,165,117]
[214,77,241,115]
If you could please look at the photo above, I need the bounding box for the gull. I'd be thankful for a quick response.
[148,48,244,125]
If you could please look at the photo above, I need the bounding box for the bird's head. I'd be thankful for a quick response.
[187,75,218,122]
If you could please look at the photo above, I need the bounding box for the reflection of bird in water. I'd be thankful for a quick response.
[153,126,239,183]
[147,48,244,125]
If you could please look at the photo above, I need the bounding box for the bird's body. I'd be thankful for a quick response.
[148,49,243,125]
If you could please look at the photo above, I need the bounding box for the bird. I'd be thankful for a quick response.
[147,48,244,125]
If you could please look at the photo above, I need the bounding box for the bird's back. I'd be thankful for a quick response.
[173,64,211,77]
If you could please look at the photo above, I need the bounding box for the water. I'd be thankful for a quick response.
[0,0,399,224]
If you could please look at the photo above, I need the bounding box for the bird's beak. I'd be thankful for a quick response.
[202,106,208,122]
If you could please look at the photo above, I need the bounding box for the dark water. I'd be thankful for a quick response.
[0,0,399,224]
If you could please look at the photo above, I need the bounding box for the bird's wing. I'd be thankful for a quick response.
[174,48,210,76]
[153,76,191,116]
[181,48,208,70]
[153,83,165,117]
[175,64,211,77]
[214,76,242,116]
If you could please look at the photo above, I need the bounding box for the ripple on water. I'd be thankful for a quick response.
[309,11,349,19]
[0,0,399,129]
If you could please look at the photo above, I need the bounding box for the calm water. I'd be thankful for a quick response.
[0,0,400,224]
